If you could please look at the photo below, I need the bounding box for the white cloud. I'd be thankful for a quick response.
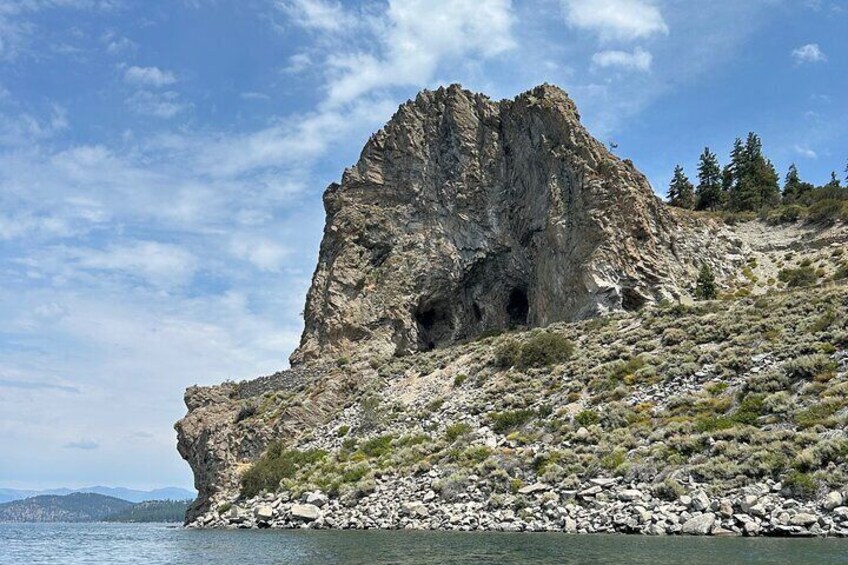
[794,145,818,159]
[284,52,312,73]
[230,235,292,272]
[791,43,827,65]
[592,47,652,71]
[277,0,352,32]
[126,90,187,118]
[123,66,177,87]
[289,0,516,107]
[68,241,199,288]
[562,0,668,41]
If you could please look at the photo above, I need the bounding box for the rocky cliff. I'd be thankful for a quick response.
[176,83,848,534]
[291,84,734,366]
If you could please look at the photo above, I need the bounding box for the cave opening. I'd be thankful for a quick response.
[414,302,453,351]
[506,288,529,328]
[621,287,648,312]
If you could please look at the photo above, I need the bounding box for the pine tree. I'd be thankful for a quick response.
[696,147,723,210]
[667,165,695,209]
[825,171,841,190]
[783,164,802,203]
[726,138,746,210]
[695,264,717,300]
[844,159,848,186]
[728,133,779,211]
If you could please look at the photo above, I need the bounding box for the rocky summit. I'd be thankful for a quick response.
[291,84,737,366]
[176,84,848,537]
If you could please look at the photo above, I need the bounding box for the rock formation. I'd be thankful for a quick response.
[291,84,722,366]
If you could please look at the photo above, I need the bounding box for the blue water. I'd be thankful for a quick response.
[2,523,848,564]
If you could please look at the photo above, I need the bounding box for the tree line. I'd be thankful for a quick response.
[667,133,848,215]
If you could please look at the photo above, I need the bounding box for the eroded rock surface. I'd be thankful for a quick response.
[292,84,737,365]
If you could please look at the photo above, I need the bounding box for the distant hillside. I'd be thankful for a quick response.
[104,499,191,523]
[0,486,195,504]
[0,493,133,522]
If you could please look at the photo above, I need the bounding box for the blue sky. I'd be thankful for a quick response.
[0,0,845,491]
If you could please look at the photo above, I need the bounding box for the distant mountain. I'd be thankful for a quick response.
[0,486,195,504]
[104,499,191,523]
[0,493,133,523]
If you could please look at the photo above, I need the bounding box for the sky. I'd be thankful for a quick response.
[0,0,846,491]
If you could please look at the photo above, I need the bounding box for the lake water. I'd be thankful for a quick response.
[2,523,848,564]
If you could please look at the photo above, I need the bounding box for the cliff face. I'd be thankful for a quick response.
[291,84,722,366]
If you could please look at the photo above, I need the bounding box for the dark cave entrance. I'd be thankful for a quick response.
[506,288,529,328]
[621,287,648,312]
[415,302,453,351]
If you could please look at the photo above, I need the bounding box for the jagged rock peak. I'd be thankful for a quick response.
[290,83,728,366]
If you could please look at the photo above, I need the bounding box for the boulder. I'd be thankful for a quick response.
[823,492,844,511]
[305,491,328,508]
[518,483,550,495]
[790,513,818,527]
[690,491,711,512]
[619,489,643,502]
[401,502,430,519]
[291,503,321,522]
[681,513,716,535]
[254,505,274,521]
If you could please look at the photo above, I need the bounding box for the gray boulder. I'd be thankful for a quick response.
[681,513,716,535]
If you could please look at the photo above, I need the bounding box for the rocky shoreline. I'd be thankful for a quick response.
[187,473,848,538]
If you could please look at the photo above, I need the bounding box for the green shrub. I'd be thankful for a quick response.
[653,478,685,501]
[767,205,805,224]
[489,409,535,433]
[515,332,575,369]
[359,435,394,458]
[240,444,327,498]
[359,395,383,431]
[784,354,837,380]
[778,266,818,288]
[794,403,839,428]
[783,471,818,500]
[453,374,468,387]
[336,425,350,437]
[444,422,473,442]
[695,415,733,433]
[574,409,600,427]
[807,199,847,225]
[341,463,369,484]
[695,264,718,300]
[494,340,521,368]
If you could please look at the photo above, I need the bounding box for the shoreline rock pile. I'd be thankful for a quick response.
[188,474,848,538]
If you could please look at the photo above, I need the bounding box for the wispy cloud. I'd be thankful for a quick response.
[592,47,652,71]
[0,378,79,393]
[791,43,827,65]
[276,0,353,32]
[123,66,177,87]
[794,145,818,159]
[125,90,187,118]
[562,0,668,41]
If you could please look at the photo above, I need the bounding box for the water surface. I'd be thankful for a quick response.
[3,523,848,564]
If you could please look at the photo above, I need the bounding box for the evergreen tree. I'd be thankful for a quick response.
[728,133,779,211]
[695,264,717,300]
[726,138,746,210]
[783,163,802,202]
[667,165,695,209]
[825,171,841,190]
[845,159,848,186]
[695,147,723,210]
